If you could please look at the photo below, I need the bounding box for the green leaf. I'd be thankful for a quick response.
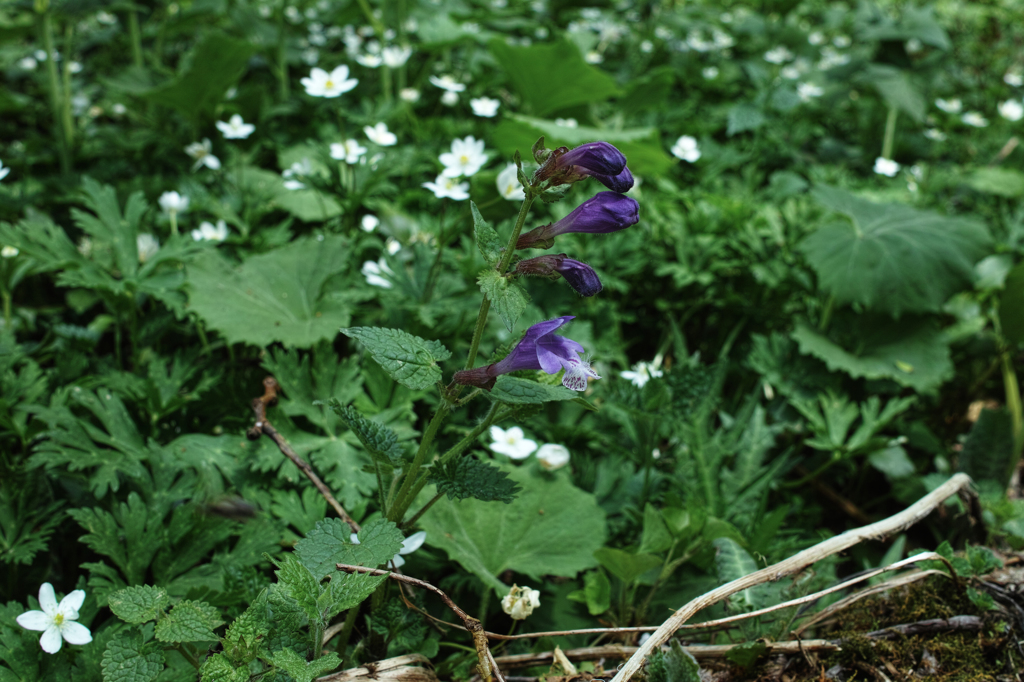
[478,270,530,332]
[317,571,389,621]
[199,653,251,682]
[647,640,701,682]
[1000,263,1024,345]
[640,503,674,554]
[471,202,503,265]
[154,600,221,643]
[223,590,271,664]
[295,517,405,581]
[340,327,451,391]
[966,586,996,611]
[802,185,992,317]
[274,189,343,221]
[422,464,606,592]
[101,633,164,682]
[327,399,404,466]
[791,320,953,394]
[726,103,766,136]
[427,456,523,503]
[965,167,1024,198]
[487,376,579,403]
[488,38,620,116]
[272,649,341,682]
[868,446,916,479]
[272,554,322,623]
[865,66,925,121]
[724,641,769,670]
[107,585,169,624]
[583,569,611,615]
[68,492,163,587]
[959,408,1015,486]
[593,547,661,584]
[187,235,361,348]
[713,537,765,610]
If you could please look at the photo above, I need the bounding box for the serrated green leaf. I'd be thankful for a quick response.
[959,408,1015,486]
[107,585,169,624]
[647,639,701,682]
[101,633,164,682]
[427,456,522,503]
[478,270,529,332]
[294,517,404,580]
[317,571,390,621]
[487,375,579,403]
[199,653,251,682]
[471,202,503,265]
[273,553,323,623]
[154,600,221,643]
[187,235,362,348]
[223,589,270,664]
[713,537,767,611]
[68,492,162,587]
[327,399,404,466]
[802,185,992,317]
[593,547,661,584]
[340,327,451,390]
[272,649,341,682]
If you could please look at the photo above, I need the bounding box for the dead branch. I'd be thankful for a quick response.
[863,615,983,640]
[248,376,360,533]
[318,653,436,682]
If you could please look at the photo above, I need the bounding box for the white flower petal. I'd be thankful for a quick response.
[59,621,92,646]
[58,589,86,615]
[400,531,427,555]
[39,625,63,653]
[16,610,52,631]
[389,554,406,568]
[38,583,58,615]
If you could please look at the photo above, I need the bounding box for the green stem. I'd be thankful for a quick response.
[382,65,393,105]
[404,492,442,529]
[881,107,898,161]
[1002,350,1024,485]
[127,9,143,68]
[169,211,178,236]
[276,12,289,102]
[174,644,200,669]
[354,0,386,37]
[312,622,324,659]
[61,24,74,152]
[1,291,10,328]
[335,605,361,666]
[388,403,449,523]
[40,10,70,174]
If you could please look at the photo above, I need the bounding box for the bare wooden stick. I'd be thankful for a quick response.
[318,653,436,682]
[607,473,976,682]
[864,615,982,640]
[248,376,360,533]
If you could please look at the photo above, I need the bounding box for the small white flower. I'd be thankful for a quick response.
[386,238,402,256]
[873,157,900,177]
[0,159,10,182]
[136,234,160,263]
[962,111,989,127]
[381,45,412,68]
[111,103,127,116]
[702,66,719,80]
[69,61,83,74]
[501,584,540,620]
[356,53,382,68]
[191,219,229,242]
[584,50,603,64]
[935,98,962,114]
[16,583,92,654]
[440,90,459,106]
[763,46,794,64]
[496,164,526,201]
[18,56,37,70]
[364,122,397,146]
[439,136,488,178]
[1,246,19,258]
[158,191,189,214]
[998,100,1024,122]
[330,139,368,164]
[489,426,538,459]
[423,175,470,201]
[215,114,255,139]
[832,35,851,48]
[429,74,466,92]
[184,138,221,171]
[282,159,313,190]
[670,135,701,163]
[361,258,394,288]
[349,530,425,568]
[905,38,923,54]
[400,88,420,103]
[301,65,358,97]
[620,361,663,388]
[924,128,947,141]
[797,82,824,101]
[554,117,578,128]
[781,65,800,80]
[536,444,570,471]
[361,214,380,232]
[1006,69,1024,87]
[470,97,501,118]
[808,31,826,45]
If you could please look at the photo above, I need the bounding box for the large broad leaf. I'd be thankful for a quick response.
[489,39,620,116]
[791,320,953,393]
[863,66,926,122]
[340,327,451,390]
[420,464,606,592]
[1000,263,1024,344]
[801,185,991,317]
[186,235,363,347]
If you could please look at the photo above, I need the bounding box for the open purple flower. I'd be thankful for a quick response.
[517,192,640,249]
[453,316,600,391]
[515,254,603,297]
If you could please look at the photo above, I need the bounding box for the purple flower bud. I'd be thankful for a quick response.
[515,254,603,297]
[554,142,628,177]
[453,316,600,391]
[516,192,640,249]
[588,166,634,193]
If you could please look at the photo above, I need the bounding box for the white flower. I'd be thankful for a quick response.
[935,98,962,114]
[496,164,526,201]
[2,246,19,258]
[501,584,540,620]
[111,103,127,116]
[489,426,538,459]
[137,234,160,263]
[998,100,1024,122]
[670,135,701,163]
[361,214,380,232]
[962,111,989,127]
[381,45,412,68]
[356,53,382,68]
[873,157,900,177]
[16,583,92,654]
[330,139,368,164]
[763,46,794,64]
[924,128,947,141]
[400,88,420,103]
[364,122,397,146]
[301,65,358,97]
[283,159,313,190]
[702,66,719,80]
[832,35,851,48]
[0,159,9,181]
[158,191,189,214]
[1005,70,1024,87]
[470,97,501,117]
[585,50,603,64]
[423,175,470,201]
[808,31,826,45]
[18,56,37,70]
[350,530,425,568]
[440,91,459,107]
[184,138,221,171]
[905,38,923,54]
[191,219,229,242]
[797,82,824,101]
[620,361,663,388]
[439,136,488,178]
[386,238,402,256]
[536,444,570,471]
[781,65,801,80]
[554,118,578,128]
[215,114,255,139]
[361,258,394,288]
[429,74,466,92]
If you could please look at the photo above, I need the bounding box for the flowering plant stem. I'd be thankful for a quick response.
[39,10,71,175]
[881,107,898,161]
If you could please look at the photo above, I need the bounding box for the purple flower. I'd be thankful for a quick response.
[453,316,600,391]
[533,141,633,193]
[588,166,634,193]
[515,254,603,297]
[517,192,640,249]
[554,142,627,177]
